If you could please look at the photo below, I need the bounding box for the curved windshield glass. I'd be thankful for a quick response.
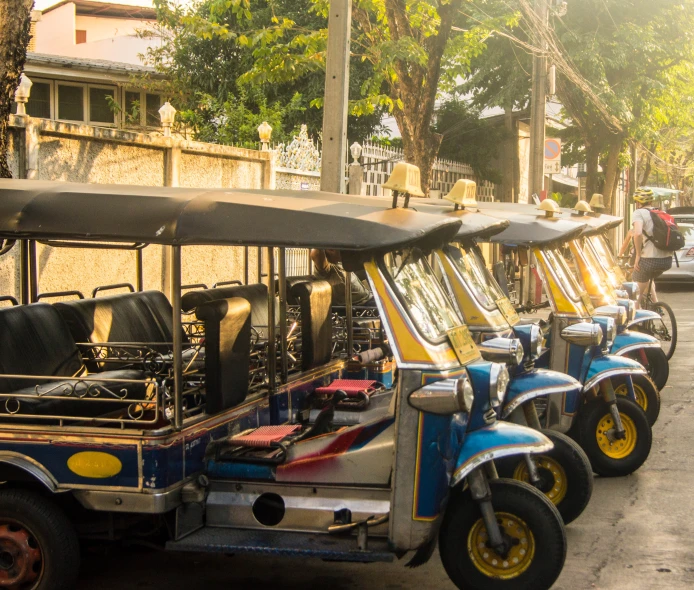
[445,245,506,309]
[544,248,583,301]
[588,235,617,271]
[383,252,463,341]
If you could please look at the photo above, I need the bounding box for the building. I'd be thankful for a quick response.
[33,0,157,66]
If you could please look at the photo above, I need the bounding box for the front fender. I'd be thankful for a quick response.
[450,422,552,487]
[501,369,582,419]
[627,308,660,329]
[610,330,660,356]
[583,354,646,392]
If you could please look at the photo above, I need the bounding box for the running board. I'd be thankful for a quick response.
[166,527,394,563]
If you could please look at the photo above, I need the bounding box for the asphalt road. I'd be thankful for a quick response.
[77,286,694,590]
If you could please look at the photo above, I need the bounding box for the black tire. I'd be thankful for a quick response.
[628,347,669,390]
[0,489,80,590]
[495,429,593,525]
[613,374,661,426]
[439,478,566,590]
[646,301,677,360]
[577,396,652,477]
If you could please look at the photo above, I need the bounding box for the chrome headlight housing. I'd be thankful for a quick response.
[489,363,509,408]
[622,281,639,302]
[408,374,474,415]
[560,321,603,346]
[594,305,627,327]
[478,337,524,366]
[605,317,617,344]
[529,324,543,359]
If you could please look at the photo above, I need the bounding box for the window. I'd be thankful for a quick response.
[145,93,162,127]
[57,84,84,121]
[89,87,115,124]
[76,30,87,44]
[26,81,52,119]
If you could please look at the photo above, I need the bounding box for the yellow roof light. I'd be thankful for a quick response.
[443,179,477,208]
[382,162,425,197]
[537,199,562,218]
[589,193,605,209]
[572,200,593,215]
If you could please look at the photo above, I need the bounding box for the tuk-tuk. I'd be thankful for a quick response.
[479,203,653,478]
[475,200,665,423]
[0,179,566,590]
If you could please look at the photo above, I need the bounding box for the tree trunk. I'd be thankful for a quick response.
[500,107,515,202]
[0,0,33,179]
[602,139,623,214]
[585,142,600,199]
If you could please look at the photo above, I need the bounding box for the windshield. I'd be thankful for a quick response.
[588,235,618,270]
[383,252,463,341]
[544,248,583,301]
[446,245,506,309]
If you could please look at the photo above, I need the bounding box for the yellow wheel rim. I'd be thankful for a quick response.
[513,457,568,505]
[467,512,535,579]
[615,383,648,411]
[596,413,637,459]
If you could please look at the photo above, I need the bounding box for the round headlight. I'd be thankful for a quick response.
[605,317,616,344]
[456,374,474,414]
[616,306,627,327]
[529,324,542,359]
[626,300,636,323]
[512,340,524,365]
[489,363,510,408]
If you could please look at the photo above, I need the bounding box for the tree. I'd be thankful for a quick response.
[174,0,512,193]
[0,0,33,178]
[143,0,385,148]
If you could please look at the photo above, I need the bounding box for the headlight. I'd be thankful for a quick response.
[615,289,628,299]
[408,374,474,415]
[593,305,627,327]
[489,363,509,408]
[626,300,636,323]
[561,321,603,346]
[622,281,639,301]
[529,324,542,359]
[477,337,524,366]
[605,317,616,343]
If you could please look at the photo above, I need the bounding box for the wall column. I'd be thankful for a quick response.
[162,140,181,297]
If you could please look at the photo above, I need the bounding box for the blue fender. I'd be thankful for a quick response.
[583,354,646,392]
[627,308,661,329]
[501,369,582,419]
[450,422,552,487]
[610,330,660,356]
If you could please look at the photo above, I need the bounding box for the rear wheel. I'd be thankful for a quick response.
[439,478,566,590]
[0,489,80,590]
[613,374,661,426]
[642,301,677,360]
[578,397,652,477]
[495,430,593,524]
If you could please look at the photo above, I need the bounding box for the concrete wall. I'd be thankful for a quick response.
[276,168,321,191]
[34,4,76,56]
[5,115,274,302]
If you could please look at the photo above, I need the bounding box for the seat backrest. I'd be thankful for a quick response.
[55,291,178,350]
[181,283,277,339]
[0,303,84,392]
[290,279,333,370]
[195,297,252,414]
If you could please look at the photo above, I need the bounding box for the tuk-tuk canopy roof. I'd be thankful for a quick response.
[470,201,621,237]
[470,207,587,246]
[0,180,461,251]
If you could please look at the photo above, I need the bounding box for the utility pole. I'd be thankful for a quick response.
[528,0,549,199]
[320,0,352,194]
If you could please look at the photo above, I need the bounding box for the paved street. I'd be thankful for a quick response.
[77,287,694,590]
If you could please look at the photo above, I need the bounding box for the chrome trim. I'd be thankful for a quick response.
[501,384,581,419]
[612,341,661,356]
[450,439,553,487]
[594,305,627,327]
[489,364,509,408]
[583,367,647,392]
[0,454,58,491]
[478,338,524,366]
[561,322,602,346]
[73,486,183,514]
[408,375,473,415]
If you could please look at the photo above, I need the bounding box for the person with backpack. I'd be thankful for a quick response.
[631,188,683,305]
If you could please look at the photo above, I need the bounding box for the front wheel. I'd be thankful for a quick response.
[0,489,80,590]
[577,397,652,477]
[613,374,661,426]
[439,478,566,590]
[495,429,594,524]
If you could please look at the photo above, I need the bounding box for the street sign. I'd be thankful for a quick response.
[544,138,562,174]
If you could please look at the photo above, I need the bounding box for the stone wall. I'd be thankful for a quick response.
[276,168,321,191]
[4,115,274,301]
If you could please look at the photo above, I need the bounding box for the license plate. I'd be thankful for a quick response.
[447,326,479,365]
[496,297,520,325]
[580,291,595,315]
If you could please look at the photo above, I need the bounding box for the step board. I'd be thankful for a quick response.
[166,527,394,563]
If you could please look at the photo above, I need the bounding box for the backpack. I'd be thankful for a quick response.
[644,209,685,252]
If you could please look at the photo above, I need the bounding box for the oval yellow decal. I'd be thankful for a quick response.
[67,452,122,479]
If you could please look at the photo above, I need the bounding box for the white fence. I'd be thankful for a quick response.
[360,141,495,201]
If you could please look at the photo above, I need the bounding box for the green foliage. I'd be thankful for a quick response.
[434,99,511,184]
